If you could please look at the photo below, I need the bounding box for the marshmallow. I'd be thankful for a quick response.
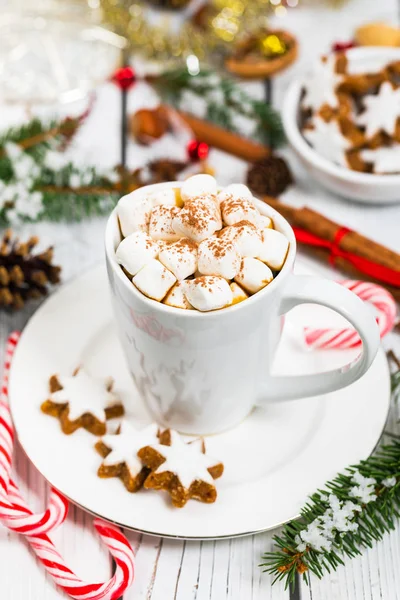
[230,282,248,305]
[257,228,289,270]
[181,174,217,202]
[163,281,193,309]
[259,215,273,229]
[185,276,233,312]
[149,205,181,242]
[198,195,222,228]
[198,237,241,279]
[116,231,159,276]
[219,221,262,258]
[172,199,220,243]
[217,184,253,204]
[234,257,273,294]
[117,192,152,236]
[221,197,260,227]
[158,237,198,280]
[148,188,183,208]
[133,259,176,301]
[157,240,172,252]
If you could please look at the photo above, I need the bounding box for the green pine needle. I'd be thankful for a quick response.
[0,115,121,225]
[153,66,285,148]
[0,117,56,147]
[40,189,118,222]
[261,367,400,590]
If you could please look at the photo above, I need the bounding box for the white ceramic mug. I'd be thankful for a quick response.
[105,182,380,435]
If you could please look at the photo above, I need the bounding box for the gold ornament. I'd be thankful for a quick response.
[97,0,275,60]
[95,0,348,61]
[259,34,287,57]
[225,28,297,79]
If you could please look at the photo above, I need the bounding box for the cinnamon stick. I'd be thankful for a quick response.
[176,111,271,162]
[300,246,400,302]
[39,182,139,195]
[264,197,400,301]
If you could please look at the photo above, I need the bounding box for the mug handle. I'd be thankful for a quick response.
[256,275,380,403]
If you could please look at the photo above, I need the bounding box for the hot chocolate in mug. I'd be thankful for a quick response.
[105,182,380,435]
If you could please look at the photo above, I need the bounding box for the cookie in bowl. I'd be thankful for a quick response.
[283,47,400,203]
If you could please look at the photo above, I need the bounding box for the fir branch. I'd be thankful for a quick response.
[0,117,81,158]
[0,118,57,149]
[153,67,285,148]
[33,163,120,222]
[0,116,123,226]
[261,371,400,589]
[39,189,119,222]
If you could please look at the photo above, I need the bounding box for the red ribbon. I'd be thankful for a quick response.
[292,226,400,288]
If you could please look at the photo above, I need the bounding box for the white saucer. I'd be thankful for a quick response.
[9,264,390,539]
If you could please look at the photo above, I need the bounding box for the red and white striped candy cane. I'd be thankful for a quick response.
[0,332,67,534]
[304,280,397,350]
[0,332,135,599]
[8,483,134,600]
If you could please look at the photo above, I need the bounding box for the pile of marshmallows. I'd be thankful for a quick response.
[116,175,289,312]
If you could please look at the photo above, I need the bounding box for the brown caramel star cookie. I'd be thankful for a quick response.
[318,92,354,122]
[41,369,124,435]
[337,72,386,96]
[346,149,370,173]
[138,429,224,508]
[95,422,159,492]
[338,116,366,149]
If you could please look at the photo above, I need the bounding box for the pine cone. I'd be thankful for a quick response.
[247,156,293,198]
[0,230,61,310]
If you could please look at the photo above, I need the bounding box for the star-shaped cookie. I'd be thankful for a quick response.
[302,54,343,111]
[41,368,124,435]
[357,82,400,138]
[361,144,400,174]
[138,429,224,507]
[96,421,159,492]
[303,117,352,167]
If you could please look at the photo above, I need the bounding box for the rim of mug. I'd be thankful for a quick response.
[104,181,297,319]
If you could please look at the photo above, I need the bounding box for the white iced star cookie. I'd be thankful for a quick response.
[302,54,344,112]
[303,117,352,167]
[138,429,224,507]
[41,368,124,435]
[96,421,159,492]
[361,144,400,174]
[357,82,400,138]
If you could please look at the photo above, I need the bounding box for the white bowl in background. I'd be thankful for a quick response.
[282,47,400,204]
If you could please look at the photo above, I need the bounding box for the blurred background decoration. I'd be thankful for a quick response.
[98,0,288,62]
[0,0,124,105]
[97,0,346,63]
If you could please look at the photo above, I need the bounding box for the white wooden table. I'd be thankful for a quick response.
[1,1,400,598]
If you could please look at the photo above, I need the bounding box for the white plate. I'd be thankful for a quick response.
[9,265,390,539]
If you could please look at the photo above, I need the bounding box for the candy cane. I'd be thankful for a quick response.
[0,332,68,534]
[0,332,135,599]
[304,280,397,349]
[8,483,134,600]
